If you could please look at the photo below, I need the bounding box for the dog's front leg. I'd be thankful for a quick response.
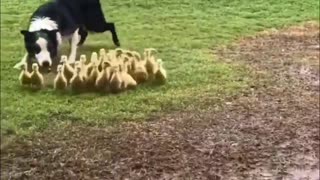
[13,53,28,69]
[68,28,80,63]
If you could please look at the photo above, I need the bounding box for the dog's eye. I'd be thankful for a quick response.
[26,44,41,54]
[34,45,41,54]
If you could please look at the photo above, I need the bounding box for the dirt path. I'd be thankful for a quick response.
[1,22,319,180]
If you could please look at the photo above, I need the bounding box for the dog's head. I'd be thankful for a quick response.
[20,29,59,68]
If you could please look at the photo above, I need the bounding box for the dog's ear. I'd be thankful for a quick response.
[20,30,36,42]
[20,30,30,36]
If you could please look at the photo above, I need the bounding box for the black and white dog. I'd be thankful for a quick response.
[14,0,120,70]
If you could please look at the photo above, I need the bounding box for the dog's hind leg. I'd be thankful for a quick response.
[104,22,120,47]
[84,1,120,46]
[88,26,119,47]
[68,28,80,63]
[77,26,88,46]
[87,22,120,47]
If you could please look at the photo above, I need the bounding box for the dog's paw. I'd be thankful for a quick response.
[13,62,23,70]
[68,55,76,64]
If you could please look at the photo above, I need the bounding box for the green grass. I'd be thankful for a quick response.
[1,0,319,136]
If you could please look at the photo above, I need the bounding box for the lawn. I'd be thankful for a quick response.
[1,0,319,136]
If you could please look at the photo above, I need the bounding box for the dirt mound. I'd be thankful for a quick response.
[1,22,319,179]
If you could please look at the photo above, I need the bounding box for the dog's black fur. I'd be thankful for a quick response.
[19,0,120,68]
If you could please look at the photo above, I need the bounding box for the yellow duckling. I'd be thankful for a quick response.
[132,51,142,61]
[87,52,98,76]
[132,59,148,84]
[70,62,84,93]
[155,59,167,84]
[120,63,137,90]
[122,56,132,73]
[110,50,120,66]
[144,49,158,80]
[99,48,106,61]
[19,63,31,87]
[54,64,68,90]
[124,51,134,60]
[130,51,142,67]
[106,49,115,59]
[98,48,106,71]
[95,61,111,92]
[30,63,44,89]
[146,48,158,54]
[86,61,100,90]
[109,66,123,93]
[79,54,88,80]
[115,48,124,58]
[61,55,74,83]
[127,51,140,74]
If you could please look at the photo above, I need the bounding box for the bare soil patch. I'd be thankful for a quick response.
[1,22,319,179]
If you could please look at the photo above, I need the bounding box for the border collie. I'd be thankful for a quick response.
[14,0,120,70]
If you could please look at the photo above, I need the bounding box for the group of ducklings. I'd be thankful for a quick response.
[19,48,167,93]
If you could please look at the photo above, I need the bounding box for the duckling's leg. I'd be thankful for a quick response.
[68,28,80,64]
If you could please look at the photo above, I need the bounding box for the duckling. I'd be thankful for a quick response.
[120,64,137,90]
[119,54,130,69]
[146,48,158,54]
[127,51,141,72]
[30,63,44,89]
[115,55,124,69]
[105,50,117,67]
[144,49,158,80]
[155,59,167,84]
[86,61,100,90]
[122,56,132,73]
[87,52,98,76]
[125,51,134,59]
[131,51,141,67]
[70,63,84,93]
[99,48,106,61]
[79,54,88,79]
[108,48,124,66]
[107,49,116,59]
[61,55,74,83]
[19,63,31,87]
[145,48,158,60]
[95,61,112,92]
[127,58,135,77]
[98,48,106,71]
[109,66,123,93]
[54,64,68,90]
[115,48,124,58]
[132,59,148,84]
[132,51,141,60]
